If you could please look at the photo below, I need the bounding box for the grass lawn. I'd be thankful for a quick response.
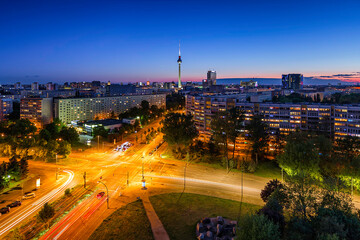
[253,160,282,179]
[150,192,261,240]
[89,199,154,240]
[163,147,282,180]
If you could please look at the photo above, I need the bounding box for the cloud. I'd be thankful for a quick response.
[310,72,360,83]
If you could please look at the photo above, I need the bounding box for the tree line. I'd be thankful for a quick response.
[0,118,80,190]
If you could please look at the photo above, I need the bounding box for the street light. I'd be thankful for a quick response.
[98,180,109,209]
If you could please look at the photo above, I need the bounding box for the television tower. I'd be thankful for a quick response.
[177,41,182,89]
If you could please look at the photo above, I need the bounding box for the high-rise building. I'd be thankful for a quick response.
[177,42,182,89]
[207,70,216,85]
[20,97,53,129]
[46,82,54,91]
[282,74,303,90]
[0,99,13,121]
[14,82,21,90]
[31,82,39,91]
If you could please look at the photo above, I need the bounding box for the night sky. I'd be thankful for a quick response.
[1,0,360,84]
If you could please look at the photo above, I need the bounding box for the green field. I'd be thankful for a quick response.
[150,193,261,240]
[89,199,154,240]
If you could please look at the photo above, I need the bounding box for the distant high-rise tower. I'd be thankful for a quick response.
[207,70,217,86]
[282,73,303,90]
[177,42,182,89]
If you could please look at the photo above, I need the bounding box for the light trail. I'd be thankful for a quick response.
[144,174,260,193]
[0,170,74,237]
[41,194,107,239]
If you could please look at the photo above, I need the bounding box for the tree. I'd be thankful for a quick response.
[285,177,319,220]
[228,107,244,159]
[285,217,313,240]
[19,157,29,178]
[161,113,198,157]
[312,207,360,240]
[109,111,117,119]
[141,100,150,111]
[0,161,9,190]
[260,179,285,203]
[92,126,108,139]
[238,214,281,240]
[335,136,360,193]
[43,118,64,137]
[258,197,285,233]
[246,114,269,164]
[44,140,59,161]
[57,141,71,158]
[166,93,185,110]
[37,202,55,223]
[277,132,321,179]
[7,156,20,180]
[211,111,230,169]
[59,127,79,145]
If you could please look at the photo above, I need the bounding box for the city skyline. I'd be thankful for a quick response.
[1,0,360,84]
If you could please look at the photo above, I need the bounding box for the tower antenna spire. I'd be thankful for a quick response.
[177,41,182,89]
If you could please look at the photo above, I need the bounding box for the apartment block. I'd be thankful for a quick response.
[20,98,53,129]
[186,94,360,141]
[54,94,166,123]
[0,99,13,120]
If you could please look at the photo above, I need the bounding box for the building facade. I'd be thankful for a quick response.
[54,94,166,123]
[186,94,360,141]
[20,97,53,129]
[0,99,13,121]
[282,74,303,90]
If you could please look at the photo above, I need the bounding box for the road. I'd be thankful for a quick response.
[39,132,271,240]
[0,169,74,237]
[41,133,165,240]
[4,115,359,239]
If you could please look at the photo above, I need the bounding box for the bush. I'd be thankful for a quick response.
[64,188,71,196]
[37,202,55,223]
[238,214,281,240]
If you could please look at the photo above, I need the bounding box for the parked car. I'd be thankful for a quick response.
[22,192,36,200]
[97,191,105,199]
[0,207,10,215]
[7,201,21,208]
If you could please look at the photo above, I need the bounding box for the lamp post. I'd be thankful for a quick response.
[98,180,109,209]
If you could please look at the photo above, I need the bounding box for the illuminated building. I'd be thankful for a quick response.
[186,94,360,141]
[54,94,166,123]
[0,99,13,120]
[20,97,53,129]
[282,73,303,90]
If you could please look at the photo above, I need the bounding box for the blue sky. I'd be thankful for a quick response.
[0,0,360,84]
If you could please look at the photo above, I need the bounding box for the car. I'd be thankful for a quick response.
[22,192,36,200]
[0,207,10,215]
[97,192,105,199]
[7,201,21,208]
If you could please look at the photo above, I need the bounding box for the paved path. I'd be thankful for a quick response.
[142,192,170,240]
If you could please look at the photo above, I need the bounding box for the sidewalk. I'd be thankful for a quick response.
[142,192,170,240]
